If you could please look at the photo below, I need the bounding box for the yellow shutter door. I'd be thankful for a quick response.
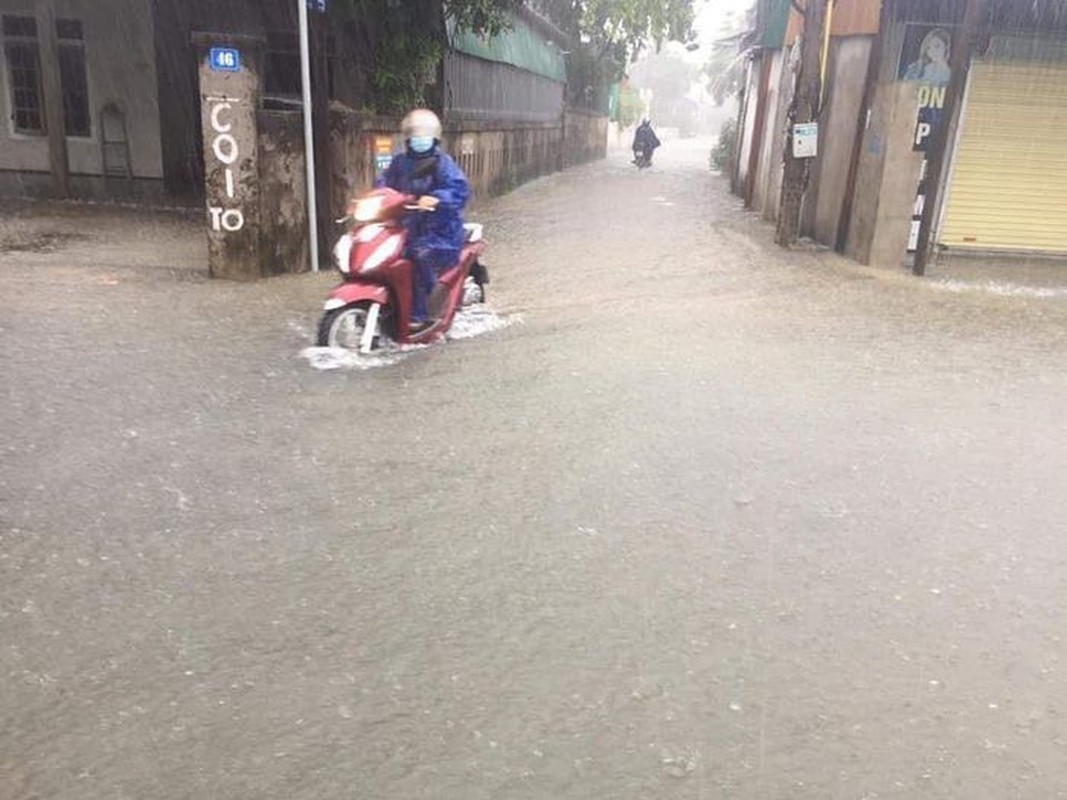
[939,61,1067,253]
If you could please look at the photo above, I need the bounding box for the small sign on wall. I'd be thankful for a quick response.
[374,136,393,173]
[209,47,241,72]
[792,122,818,158]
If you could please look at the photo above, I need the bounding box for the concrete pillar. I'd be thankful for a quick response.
[192,33,263,281]
[34,0,69,197]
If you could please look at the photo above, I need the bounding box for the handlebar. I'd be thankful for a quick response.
[335,195,435,226]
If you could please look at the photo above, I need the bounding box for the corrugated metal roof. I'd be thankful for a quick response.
[448,13,565,83]
[760,0,794,48]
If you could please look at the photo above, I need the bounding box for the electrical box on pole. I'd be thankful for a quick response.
[775,0,829,248]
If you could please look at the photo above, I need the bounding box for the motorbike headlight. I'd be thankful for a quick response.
[353,196,384,222]
[333,234,354,273]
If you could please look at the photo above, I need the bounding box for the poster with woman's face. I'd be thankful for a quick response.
[899,25,953,86]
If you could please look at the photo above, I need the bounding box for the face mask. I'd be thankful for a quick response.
[409,136,435,154]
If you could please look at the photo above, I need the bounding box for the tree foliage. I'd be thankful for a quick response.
[628,48,696,120]
[371,33,444,114]
[331,0,514,35]
[709,117,737,172]
[327,0,446,112]
[703,46,745,106]
[332,0,695,52]
[568,0,697,109]
[443,0,697,55]
[326,0,697,113]
[576,0,696,58]
[442,0,516,37]
[616,84,644,127]
[702,10,747,106]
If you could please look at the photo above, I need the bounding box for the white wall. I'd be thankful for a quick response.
[0,0,162,178]
[735,59,760,190]
[752,51,784,218]
[810,36,872,245]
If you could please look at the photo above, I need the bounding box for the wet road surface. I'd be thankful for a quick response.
[3,138,1067,799]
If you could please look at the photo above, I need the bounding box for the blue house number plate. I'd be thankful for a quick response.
[209,48,241,72]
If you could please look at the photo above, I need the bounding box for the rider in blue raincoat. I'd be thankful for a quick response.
[375,108,470,330]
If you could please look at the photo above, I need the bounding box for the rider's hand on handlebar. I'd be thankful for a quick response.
[416,195,440,212]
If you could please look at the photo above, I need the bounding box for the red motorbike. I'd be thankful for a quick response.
[317,187,488,352]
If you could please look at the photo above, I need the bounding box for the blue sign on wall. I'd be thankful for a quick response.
[209,48,241,72]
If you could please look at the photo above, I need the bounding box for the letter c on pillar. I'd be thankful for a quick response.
[210,102,233,133]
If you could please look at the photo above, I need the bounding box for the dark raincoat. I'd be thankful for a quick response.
[375,146,469,260]
[374,145,470,320]
[633,122,661,153]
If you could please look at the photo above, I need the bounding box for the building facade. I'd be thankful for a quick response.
[0,0,163,198]
[732,0,1067,269]
[0,0,608,209]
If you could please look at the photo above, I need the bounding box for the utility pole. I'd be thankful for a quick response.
[297,0,320,272]
[912,0,986,276]
[34,0,69,197]
[775,0,829,247]
[309,6,332,267]
[744,53,772,210]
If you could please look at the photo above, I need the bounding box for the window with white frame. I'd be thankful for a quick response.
[3,15,44,134]
[2,14,90,137]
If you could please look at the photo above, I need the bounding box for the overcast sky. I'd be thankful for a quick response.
[632,0,754,71]
[693,0,754,39]
[629,0,753,107]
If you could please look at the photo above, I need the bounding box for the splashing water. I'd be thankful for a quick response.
[299,305,518,371]
[446,305,521,340]
[929,280,1067,299]
[300,343,411,371]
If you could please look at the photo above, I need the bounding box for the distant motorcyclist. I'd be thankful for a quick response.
[375,109,470,331]
[632,119,661,168]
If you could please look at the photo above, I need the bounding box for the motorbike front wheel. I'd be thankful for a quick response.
[317,302,380,350]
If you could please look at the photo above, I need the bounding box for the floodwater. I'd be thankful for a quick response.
[2,134,1067,799]
[301,305,519,371]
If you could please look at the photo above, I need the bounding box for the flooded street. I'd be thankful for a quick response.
[3,138,1067,799]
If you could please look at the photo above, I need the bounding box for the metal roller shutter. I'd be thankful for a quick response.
[939,59,1067,254]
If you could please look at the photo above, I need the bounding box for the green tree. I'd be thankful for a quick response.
[702,10,747,106]
[576,0,696,59]
[568,0,697,111]
[331,0,514,36]
[327,0,697,113]
[328,0,516,113]
[616,84,644,127]
[370,33,444,114]
[628,48,696,121]
[441,0,516,37]
[709,117,737,172]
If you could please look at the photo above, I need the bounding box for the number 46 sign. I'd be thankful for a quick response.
[209,47,241,72]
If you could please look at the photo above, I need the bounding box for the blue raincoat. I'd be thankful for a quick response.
[374,146,470,322]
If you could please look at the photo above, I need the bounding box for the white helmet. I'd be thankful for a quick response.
[401,108,442,141]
